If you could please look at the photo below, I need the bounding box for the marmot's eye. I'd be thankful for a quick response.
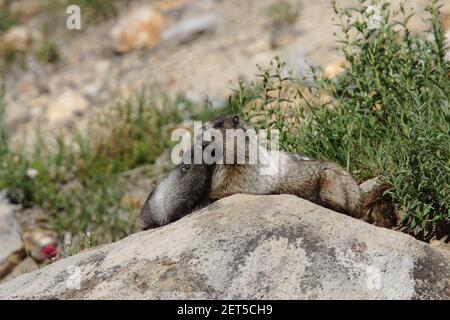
[180,165,189,174]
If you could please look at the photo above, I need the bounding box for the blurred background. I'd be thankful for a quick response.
[1,0,440,140]
[0,0,449,282]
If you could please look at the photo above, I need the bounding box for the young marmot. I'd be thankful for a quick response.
[139,149,213,230]
[139,115,395,230]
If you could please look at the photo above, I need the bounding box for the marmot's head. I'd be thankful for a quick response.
[200,115,248,139]
[198,115,254,165]
[139,150,213,230]
[209,115,247,130]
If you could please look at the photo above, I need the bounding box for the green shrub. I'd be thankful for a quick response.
[35,24,60,65]
[232,0,449,240]
[0,92,228,244]
[0,10,17,35]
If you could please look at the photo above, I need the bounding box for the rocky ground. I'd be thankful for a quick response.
[0,0,449,288]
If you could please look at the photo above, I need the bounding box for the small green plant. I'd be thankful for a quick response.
[232,0,449,240]
[35,38,60,64]
[0,90,231,244]
[0,6,20,72]
[63,232,98,256]
[267,0,300,26]
[0,9,17,35]
[35,24,60,65]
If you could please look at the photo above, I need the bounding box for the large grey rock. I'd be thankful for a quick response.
[0,194,448,299]
[0,192,25,280]
[0,257,38,285]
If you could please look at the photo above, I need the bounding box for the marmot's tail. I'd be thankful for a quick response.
[359,177,396,228]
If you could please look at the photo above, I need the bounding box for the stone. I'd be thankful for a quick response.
[430,239,450,252]
[47,90,89,123]
[3,102,32,133]
[0,194,448,299]
[0,257,38,284]
[110,6,166,53]
[324,59,346,79]
[10,0,43,21]
[161,13,222,46]
[0,192,25,281]
[270,27,301,49]
[441,12,450,30]
[154,0,189,12]
[1,26,31,52]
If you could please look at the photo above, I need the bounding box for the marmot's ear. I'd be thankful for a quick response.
[232,115,240,127]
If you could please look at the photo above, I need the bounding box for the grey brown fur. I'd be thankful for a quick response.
[139,152,213,230]
[140,115,395,230]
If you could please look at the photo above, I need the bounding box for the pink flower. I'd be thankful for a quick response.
[41,243,57,260]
